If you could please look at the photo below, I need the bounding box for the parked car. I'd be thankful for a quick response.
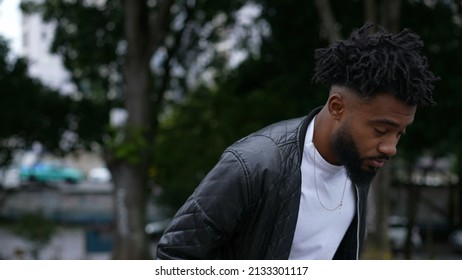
[87,166,112,183]
[388,215,423,251]
[448,229,462,252]
[0,166,21,189]
[19,161,84,184]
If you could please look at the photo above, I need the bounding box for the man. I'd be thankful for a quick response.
[156,23,438,260]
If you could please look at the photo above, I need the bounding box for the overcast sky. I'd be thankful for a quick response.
[0,0,22,56]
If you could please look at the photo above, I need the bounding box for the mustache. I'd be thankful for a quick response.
[367,155,390,161]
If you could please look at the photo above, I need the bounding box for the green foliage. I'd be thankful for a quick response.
[11,212,55,249]
[0,37,109,162]
[17,0,462,211]
[19,0,250,160]
[21,0,123,97]
[154,0,462,209]
[0,38,70,162]
[397,1,462,163]
[20,0,248,103]
[154,0,327,207]
[154,88,235,207]
[68,98,110,151]
[106,126,150,165]
[18,0,257,201]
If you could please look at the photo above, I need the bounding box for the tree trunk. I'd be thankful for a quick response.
[313,0,342,43]
[109,160,149,259]
[364,0,377,25]
[110,0,174,260]
[379,0,401,33]
[404,182,419,259]
[370,163,392,256]
[110,0,152,260]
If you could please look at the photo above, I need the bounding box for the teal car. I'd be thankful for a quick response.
[20,162,84,184]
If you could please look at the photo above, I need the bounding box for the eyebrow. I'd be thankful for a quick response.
[373,119,400,127]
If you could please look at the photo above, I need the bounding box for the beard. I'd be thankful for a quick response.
[332,124,379,188]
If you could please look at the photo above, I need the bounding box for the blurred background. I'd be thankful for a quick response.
[0,0,461,260]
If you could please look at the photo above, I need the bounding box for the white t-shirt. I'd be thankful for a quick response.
[288,116,355,260]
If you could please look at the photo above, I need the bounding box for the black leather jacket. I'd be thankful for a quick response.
[156,108,370,260]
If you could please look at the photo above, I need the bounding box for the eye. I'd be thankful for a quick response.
[374,128,386,135]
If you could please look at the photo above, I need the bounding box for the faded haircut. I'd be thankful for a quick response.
[312,23,439,106]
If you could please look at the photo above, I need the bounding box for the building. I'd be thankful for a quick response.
[21,3,76,94]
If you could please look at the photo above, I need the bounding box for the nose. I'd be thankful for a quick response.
[377,139,398,158]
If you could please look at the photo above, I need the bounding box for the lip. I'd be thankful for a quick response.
[370,159,386,168]
[370,159,385,168]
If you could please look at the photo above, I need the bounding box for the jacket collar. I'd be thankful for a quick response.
[297,106,323,161]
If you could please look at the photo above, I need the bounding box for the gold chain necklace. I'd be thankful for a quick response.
[313,144,348,211]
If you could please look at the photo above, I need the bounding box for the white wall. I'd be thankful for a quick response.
[0,227,98,260]
[21,10,76,94]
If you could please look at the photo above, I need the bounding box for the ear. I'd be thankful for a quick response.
[327,93,344,120]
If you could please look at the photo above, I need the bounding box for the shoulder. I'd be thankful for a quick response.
[224,116,309,173]
[236,116,309,149]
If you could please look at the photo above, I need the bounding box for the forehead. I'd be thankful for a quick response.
[350,93,416,127]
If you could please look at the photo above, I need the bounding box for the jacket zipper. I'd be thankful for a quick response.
[355,184,360,260]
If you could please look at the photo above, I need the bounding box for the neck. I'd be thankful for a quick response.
[313,106,341,166]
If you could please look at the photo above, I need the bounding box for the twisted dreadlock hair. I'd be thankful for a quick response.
[312,23,438,106]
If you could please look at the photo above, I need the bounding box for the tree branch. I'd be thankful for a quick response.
[148,0,175,55]
[380,0,402,33]
[313,0,342,43]
[364,0,377,25]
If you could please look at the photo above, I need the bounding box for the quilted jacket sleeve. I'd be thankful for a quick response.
[156,149,251,259]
